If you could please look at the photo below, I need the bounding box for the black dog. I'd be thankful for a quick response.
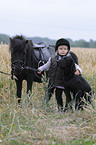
[57,55,92,110]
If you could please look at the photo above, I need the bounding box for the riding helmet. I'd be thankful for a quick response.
[55,38,70,51]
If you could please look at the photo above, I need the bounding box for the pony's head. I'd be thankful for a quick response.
[9,35,33,77]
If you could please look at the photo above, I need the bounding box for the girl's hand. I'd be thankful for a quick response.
[75,69,80,75]
[37,69,41,74]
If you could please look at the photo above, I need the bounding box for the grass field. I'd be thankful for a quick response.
[0,44,96,145]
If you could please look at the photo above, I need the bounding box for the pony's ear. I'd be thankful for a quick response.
[9,37,12,41]
[26,40,28,44]
[29,40,33,45]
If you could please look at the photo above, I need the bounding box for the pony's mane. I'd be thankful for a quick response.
[13,35,25,41]
[9,35,26,52]
[9,35,34,55]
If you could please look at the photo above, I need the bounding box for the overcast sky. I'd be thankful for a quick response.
[0,0,96,41]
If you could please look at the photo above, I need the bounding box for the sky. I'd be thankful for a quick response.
[0,0,96,41]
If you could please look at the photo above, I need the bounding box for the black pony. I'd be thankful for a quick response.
[10,35,43,103]
[9,35,56,104]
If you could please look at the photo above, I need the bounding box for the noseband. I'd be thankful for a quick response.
[12,59,25,67]
[11,48,27,79]
[12,60,24,65]
[12,60,25,76]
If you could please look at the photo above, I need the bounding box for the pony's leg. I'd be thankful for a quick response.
[27,80,33,94]
[46,86,54,103]
[26,80,33,105]
[15,80,22,104]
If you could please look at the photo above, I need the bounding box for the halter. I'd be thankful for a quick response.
[12,60,24,65]
[10,41,43,80]
[11,46,27,79]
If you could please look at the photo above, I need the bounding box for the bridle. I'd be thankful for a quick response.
[11,42,39,79]
[11,40,44,80]
[11,44,27,79]
[12,60,26,68]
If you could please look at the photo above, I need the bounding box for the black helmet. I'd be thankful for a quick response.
[55,38,70,51]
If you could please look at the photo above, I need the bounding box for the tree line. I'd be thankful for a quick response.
[0,33,96,48]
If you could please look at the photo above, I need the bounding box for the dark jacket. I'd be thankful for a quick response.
[48,54,76,88]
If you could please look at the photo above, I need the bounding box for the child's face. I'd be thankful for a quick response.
[58,45,68,55]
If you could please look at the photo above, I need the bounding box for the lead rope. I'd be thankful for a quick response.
[0,71,11,75]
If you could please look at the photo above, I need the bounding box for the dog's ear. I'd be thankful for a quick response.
[70,51,79,65]
[26,40,28,44]
[70,59,75,73]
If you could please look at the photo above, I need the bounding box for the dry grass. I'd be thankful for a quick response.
[0,44,96,145]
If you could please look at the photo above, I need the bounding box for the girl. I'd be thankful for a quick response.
[38,38,91,111]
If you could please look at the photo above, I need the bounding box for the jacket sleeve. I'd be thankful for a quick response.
[38,57,51,71]
[75,63,82,74]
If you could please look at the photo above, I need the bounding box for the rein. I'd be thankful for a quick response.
[12,60,24,64]
[0,71,11,76]
[24,66,38,72]
[0,66,38,77]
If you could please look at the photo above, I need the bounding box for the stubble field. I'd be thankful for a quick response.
[0,44,96,145]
